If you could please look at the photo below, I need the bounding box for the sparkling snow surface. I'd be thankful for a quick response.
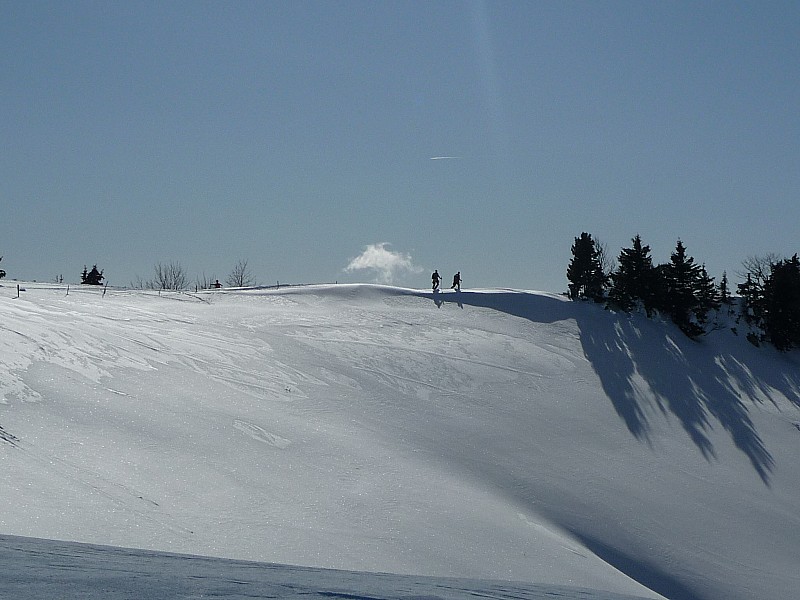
[1,282,799,600]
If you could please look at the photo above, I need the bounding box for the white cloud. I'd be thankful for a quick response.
[344,243,423,284]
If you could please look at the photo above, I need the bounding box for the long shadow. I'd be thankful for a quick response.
[416,290,576,323]
[574,308,798,486]
[565,530,705,600]
[577,317,654,444]
[406,289,800,596]
[411,289,800,486]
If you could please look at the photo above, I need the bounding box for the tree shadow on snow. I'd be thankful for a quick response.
[418,290,800,487]
[574,306,800,487]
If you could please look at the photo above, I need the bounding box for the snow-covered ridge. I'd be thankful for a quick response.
[1,282,799,600]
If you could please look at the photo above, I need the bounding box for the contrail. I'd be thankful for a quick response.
[430,156,461,160]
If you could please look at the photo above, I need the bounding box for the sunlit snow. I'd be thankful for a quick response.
[1,282,799,600]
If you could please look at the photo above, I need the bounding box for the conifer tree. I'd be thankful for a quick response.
[762,254,800,351]
[738,272,767,344]
[664,240,719,338]
[662,240,705,337]
[717,271,735,318]
[695,265,721,326]
[567,232,606,301]
[608,235,656,314]
[718,271,730,304]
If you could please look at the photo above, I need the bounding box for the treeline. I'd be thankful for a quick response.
[0,257,255,290]
[72,259,255,290]
[130,259,255,290]
[567,233,800,351]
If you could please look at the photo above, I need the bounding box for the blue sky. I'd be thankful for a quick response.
[2,1,799,292]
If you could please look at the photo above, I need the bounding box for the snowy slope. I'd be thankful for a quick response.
[0,534,656,600]
[1,282,799,600]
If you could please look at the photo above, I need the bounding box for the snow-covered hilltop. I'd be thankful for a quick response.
[1,282,799,600]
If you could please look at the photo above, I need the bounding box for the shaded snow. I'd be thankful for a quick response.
[0,534,655,600]
[1,282,799,600]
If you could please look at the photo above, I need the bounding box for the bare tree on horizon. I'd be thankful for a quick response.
[226,259,255,288]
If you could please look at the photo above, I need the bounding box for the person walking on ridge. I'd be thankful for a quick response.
[451,271,461,291]
[432,269,441,291]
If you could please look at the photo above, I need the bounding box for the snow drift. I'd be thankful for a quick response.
[1,282,799,600]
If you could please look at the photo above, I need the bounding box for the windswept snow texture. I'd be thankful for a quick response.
[2,282,800,600]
